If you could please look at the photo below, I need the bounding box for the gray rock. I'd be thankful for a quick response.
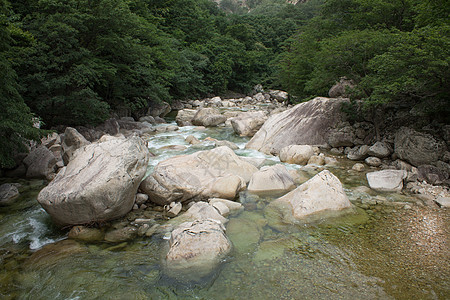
[368,141,391,158]
[61,127,90,164]
[37,136,150,226]
[165,219,231,280]
[347,145,369,161]
[328,77,355,98]
[0,184,19,205]
[148,101,171,118]
[248,165,295,194]
[139,116,156,124]
[365,157,382,167]
[417,165,449,185]
[352,163,365,172]
[23,146,57,179]
[327,126,355,147]
[246,97,348,155]
[366,170,407,192]
[268,90,289,102]
[68,226,104,242]
[395,127,445,166]
[104,227,137,243]
[269,170,352,221]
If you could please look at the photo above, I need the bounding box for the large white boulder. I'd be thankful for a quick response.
[37,136,150,226]
[279,145,314,165]
[231,111,268,137]
[246,97,348,155]
[248,164,295,194]
[164,219,232,280]
[268,170,352,222]
[140,146,257,205]
[366,170,407,192]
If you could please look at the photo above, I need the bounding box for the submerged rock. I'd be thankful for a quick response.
[37,136,150,226]
[0,183,19,205]
[366,170,407,192]
[165,219,232,280]
[140,146,257,205]
[68,226,104,242]
[246,97,348,155]
[268,170,352,223]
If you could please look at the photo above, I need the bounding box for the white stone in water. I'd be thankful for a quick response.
[366,170,407,192]
[270,170,352,221]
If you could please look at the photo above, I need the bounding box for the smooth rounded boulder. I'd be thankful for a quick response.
[37,136,150,226]
[268,170,352,222]
[164,219,232,281]
[366,170,407,192]
[248,164,295,194]
[279,145,314,165]
[140,146,257,205]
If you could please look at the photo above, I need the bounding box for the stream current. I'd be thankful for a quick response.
[0,120,448,299]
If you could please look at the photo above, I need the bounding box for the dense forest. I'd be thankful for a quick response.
[0,0,449,168]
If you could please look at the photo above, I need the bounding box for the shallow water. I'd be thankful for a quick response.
[0,125,448,299]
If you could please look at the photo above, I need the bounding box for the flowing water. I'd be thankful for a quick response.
[0,123,448,299]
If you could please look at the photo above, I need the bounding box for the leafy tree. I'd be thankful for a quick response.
[0,0,41,168]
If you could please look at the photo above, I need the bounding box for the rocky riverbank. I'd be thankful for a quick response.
[0,88,449,287]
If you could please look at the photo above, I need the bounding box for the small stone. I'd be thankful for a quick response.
[104,227,137,243]
[434,197,450,208]
[140,204,148,210]
[133,204,139,210]
[352,163,365,172]
[145,224,160,237]
[135,193,148,205]
[0,184,19,205]
[167,202,182,217]
[365,157,382,167]
[212,201,230,217]
[138,224,150,236]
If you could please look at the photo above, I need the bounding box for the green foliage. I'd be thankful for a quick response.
[276,0,450,120]
[0,0,41,168]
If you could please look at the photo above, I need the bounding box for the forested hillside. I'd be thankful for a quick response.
[0,0,448,167]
